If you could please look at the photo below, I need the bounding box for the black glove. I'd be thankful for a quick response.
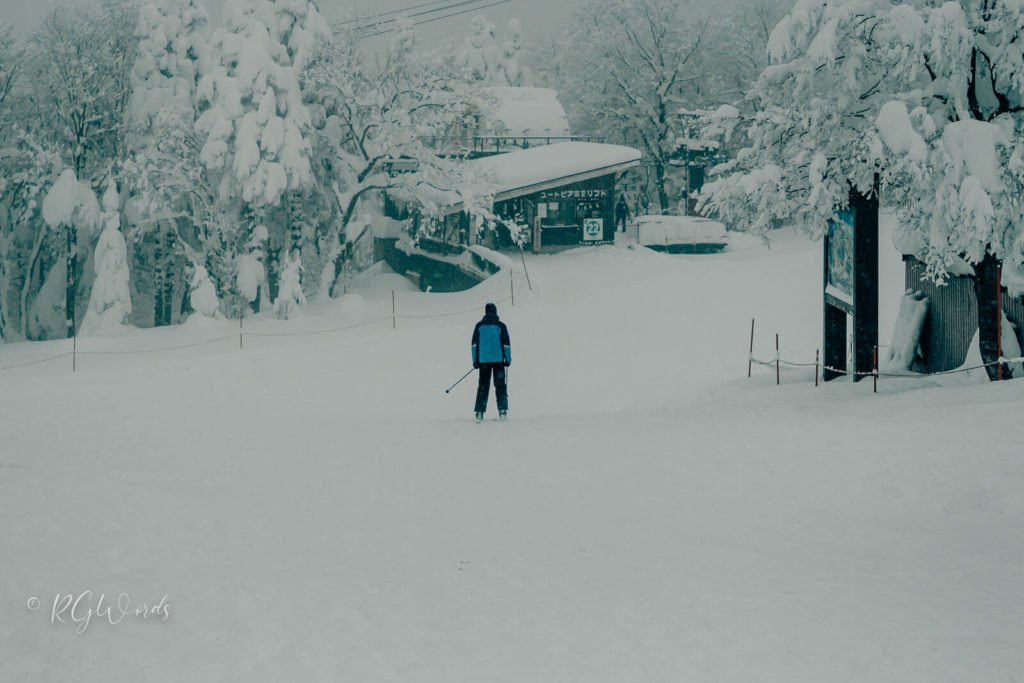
[503,361,510,368]
[473,362,480,369]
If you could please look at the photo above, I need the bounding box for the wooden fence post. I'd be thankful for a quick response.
[873,345,879,393]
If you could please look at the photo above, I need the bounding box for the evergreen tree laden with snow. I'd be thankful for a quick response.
[702,0,1024,381]
[195,0,327,317]
[129,0,210,328]
[81,181,132,335]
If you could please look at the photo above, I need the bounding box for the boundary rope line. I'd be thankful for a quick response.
[244,316,394,338]
[1,290,525,370]
[0,352,73,372]
[76,334,239,356]
[395,295,513,320]
[750,354,1024,380]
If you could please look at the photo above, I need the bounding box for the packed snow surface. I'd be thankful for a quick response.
[1,216,1022,682]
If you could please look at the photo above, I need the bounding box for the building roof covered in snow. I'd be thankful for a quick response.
[448,142,642,212]
[483,87,571,138]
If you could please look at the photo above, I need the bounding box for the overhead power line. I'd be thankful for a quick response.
[333,0,514,38]
[359,0,514,38]
[334,0,458,26]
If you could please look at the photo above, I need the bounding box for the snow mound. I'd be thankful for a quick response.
[636,215,728,247]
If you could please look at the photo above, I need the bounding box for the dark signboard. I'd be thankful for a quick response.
[826,210,855,310]
[823,188,879,382]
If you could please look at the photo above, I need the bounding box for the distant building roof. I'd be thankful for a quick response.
[483,87,571,138]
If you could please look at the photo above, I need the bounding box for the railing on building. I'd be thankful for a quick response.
[421,135,607,158]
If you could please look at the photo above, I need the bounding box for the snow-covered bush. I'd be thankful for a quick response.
[273,249,306,320]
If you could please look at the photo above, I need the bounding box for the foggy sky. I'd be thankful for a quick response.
[0,0,574,47]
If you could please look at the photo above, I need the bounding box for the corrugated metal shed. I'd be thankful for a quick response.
[905,256,1024,372]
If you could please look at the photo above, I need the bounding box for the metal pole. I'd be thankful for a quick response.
[239,301,244,350]
[510,271,515,306]
[748,318,755,378]
[873,345,879,393]
[997,264,1003,381]
[392,290,396,330]
[72,333,77,373]
[775,333,780,386]
[815,349,820,387]
[519,248,532,290]
[445,368,475,394]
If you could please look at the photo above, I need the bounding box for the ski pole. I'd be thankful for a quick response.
[445,368,475,394]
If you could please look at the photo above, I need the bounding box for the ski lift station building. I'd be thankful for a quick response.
[442,141,642,253]
[377,88,642,290]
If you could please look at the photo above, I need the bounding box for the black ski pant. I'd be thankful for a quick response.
[475,364,508,413]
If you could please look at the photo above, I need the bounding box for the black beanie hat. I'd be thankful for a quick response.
[485,302,497,316]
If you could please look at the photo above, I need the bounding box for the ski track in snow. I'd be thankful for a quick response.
[1,220,1023,682]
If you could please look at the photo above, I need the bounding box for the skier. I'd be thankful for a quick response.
[471,302,511,421]
[615,195,631,232]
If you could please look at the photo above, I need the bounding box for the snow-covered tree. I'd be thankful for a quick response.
[81,181,132,334]
[128,0,210,328]
[197,0,323,208]
[305,18,490,295]
[456,15,535,87]
[195,0,328,315]
[0,22,21,126]
[273,248,306,319]
[0,131,64,341]
[188,264,220,318]
[41,168,101,338]
[706,0,790,107]
[560,0,711,213]
[22,0,137,179]
[702,0,1024,380]
[129,0,208,145]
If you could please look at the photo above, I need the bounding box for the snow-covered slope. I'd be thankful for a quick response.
[1,222,1022,682]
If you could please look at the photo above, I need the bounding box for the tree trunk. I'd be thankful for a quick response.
[20,226,47,338]
[973,251,1009,381]
[153,226,165,327]
[65,224,77,339]
[0,237,8,342]
[162,226,175,325]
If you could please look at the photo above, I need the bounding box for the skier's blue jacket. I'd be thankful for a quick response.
[472,312,511,366]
